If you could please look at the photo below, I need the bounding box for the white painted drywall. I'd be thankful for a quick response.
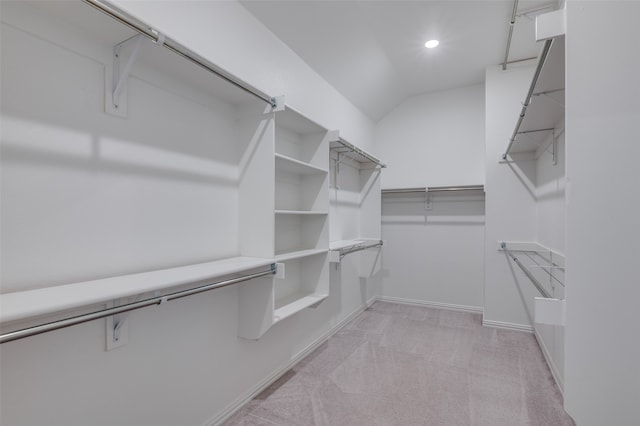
[535,122,566,254]
[375,84,485,189]
[564,2,640,424]
[533,120,566,390]
[0,2,378,425]
[484,63,542,328]
[374,85,485,309]
[109,0,376,155]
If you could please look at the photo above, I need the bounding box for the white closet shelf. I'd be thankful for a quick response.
[273,292,328,323]
[275,210,328,215]
[330,138,386,169]
[503,37,565,159]
[329,239,383,263]
[275,153,328,175]
[329,239,372,251]
[275,248,328,262]
[0,256,274,324]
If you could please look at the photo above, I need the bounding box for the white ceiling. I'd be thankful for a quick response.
[241,0,559,121]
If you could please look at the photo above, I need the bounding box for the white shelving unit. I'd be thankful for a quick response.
[0,0,378,343]
[502,37,565,161]
[0,0,277,342]
[272,108,332,322]
[500,15,567,391]
[329,134,385,277]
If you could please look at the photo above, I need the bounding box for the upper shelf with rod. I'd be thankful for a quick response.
[382,185,485,195]
[499,241,566,326]
[382,185,485,210]
[0,257,276,344]
[330,137,386,170]
[502,33,565,162]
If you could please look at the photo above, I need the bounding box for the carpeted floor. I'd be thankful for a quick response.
[224,301,574,425]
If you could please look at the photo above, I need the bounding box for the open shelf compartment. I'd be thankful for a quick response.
[273,252,329,323]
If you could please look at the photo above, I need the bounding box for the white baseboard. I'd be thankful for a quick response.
[482,319,534,333]
[375,295,483,314]
[534,328,564,395]
[206,302,371,426]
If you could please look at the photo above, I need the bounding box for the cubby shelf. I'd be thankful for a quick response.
[275,153,328,175]
[275,248,328,262]
[273,292,329,323]
[271,107,331,324]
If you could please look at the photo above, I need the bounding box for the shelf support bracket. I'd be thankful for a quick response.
[106,299,129,351]
[107,34,144,117]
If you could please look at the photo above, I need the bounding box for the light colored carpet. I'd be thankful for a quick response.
[224,301,574,426]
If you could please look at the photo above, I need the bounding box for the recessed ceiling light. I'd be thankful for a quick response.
[424,39,439,49]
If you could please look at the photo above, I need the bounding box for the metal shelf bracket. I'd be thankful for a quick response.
[106,34,144,117]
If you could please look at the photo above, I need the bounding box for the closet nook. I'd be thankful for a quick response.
[498,16,566,391]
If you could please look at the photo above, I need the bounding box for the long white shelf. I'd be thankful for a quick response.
[329,239,383,263]
[275,153,328,175]
[330,239,367,251]
[275,248,328,262]
[273,292,328,323]
[275,210,328,216]
[329,138,386,169]
[0,256,274,323]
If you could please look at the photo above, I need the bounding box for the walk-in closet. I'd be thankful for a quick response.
[1,1,638,425]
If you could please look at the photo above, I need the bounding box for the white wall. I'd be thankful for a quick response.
[110,0,376,155]
[0,2,378,425]
[375,84,485,189]
[533,120,566,390]
[564,1,640,424]
[484,63,541,329]
[535,121,566,253]
[374,85,485,310]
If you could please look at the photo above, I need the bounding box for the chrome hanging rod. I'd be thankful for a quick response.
[517,127,555,135]
[381,187,426,194]
[0,265,276,344]
[382,185,484,195]
[504,250,552,298]
[503,38,554,160]
[522,252,565,288]
[428,185,485,193]
[82,0,277,107]
[502,0,520,70]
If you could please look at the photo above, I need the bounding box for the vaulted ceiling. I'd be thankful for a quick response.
[241,0,559,121]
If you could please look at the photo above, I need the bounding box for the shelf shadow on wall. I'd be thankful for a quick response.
[1,141,238,188]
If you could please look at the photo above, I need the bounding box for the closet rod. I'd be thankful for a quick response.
[503,38,553,160]
[502,0,519,70]
[382,185,484,194]
[381,187,427,194]
[505,250,552,298]
[428,185,484,193]
[0,266,276,344]
[82,0,277,107]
